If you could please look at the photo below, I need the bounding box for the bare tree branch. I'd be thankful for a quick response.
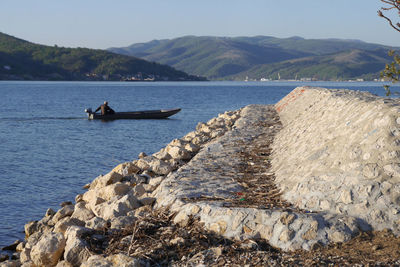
[379,0,400,32]
[378,10,400,32]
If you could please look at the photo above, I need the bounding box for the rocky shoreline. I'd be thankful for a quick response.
[2,87,400,266]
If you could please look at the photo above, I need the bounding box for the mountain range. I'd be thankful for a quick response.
[109,36,397,81]
[0,32,204,81]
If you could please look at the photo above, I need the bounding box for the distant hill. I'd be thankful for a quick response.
[109,35,396,81]
[228,49,393,81]
[0,32,205,81]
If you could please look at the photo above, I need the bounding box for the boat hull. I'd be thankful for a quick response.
[87,108,181,120]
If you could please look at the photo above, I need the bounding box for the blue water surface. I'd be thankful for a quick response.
[0,80,397,247]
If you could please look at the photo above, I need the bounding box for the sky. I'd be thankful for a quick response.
[1,0,399,49]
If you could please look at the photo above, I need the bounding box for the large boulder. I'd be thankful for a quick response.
[51,205,74,224]
[85,216,108,231]
[20,246,32,265]
[206,117,225,128]
[112,162,140,176]
[191,134,211,146]
[97,183,131,201]
[93,193,142,220]
[166,145,191,160]
[53,217,85,235]
[184,142,200,153]
[152,148,172,161]
[135,157,152,171]
[24,221,39,238]
[148,158,173,175]
[89,171,123,190]
[83,182,130,212]
[24,220,52,240]
[71,202,95,221]
[132,184,146,198]
[181,131,197,142]
[196,122,212,134]
[63,226,92,267]
[148,176,163,188]
[30,232,65,267]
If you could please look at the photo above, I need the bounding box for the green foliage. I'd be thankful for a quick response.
[0,32,205,81]
[378,1,400,95]
[381,50,400,95]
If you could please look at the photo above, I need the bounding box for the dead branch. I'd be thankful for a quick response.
[379,0,400,32]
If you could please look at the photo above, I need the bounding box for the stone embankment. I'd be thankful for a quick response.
[2,86,400,266]
[273,87,400,233]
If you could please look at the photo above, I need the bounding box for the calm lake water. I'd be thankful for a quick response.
[0,80,397,247]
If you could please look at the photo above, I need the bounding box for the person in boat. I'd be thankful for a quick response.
[95,101,115,115]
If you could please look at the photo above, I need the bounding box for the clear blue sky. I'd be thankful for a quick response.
[1,0,399,49]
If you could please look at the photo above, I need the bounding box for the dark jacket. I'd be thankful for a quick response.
[95,104,115,115]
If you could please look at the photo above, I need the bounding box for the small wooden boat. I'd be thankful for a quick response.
[84,108,181,120]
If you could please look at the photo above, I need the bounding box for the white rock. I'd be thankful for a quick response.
[53,217,85,235]
[136,156,157,171]
[128,174,147,185]
[362,164,380,179]
[71,202,95,221]
[19,247,31,264]
[112,162,141,176]
[168,158,185,170]
[30,232,65,267]
[93,193,142,220]
[184,142,200,153]
[98,182,131,201]
[83,182,130,212]
[384,164,400,179]
[138,152,147,159]
[63,226,92,267]
[24,221,39,238]
[191,134,210,146]
[26,232,42,248]
[51,205,74,224]
[55,260,74,267]
[75,194,84,203]
[85,217,108,231]
[82,191,106,213]
[196,122,212,134]
[148,159,172,175]
[169,138,187,147]
[210,129,226,138]
[152,149,172,161]
[181,131,197,142]
[90,171,124,190]
[279,229,295,242]
[148,176,163,187]
[132,184,146,197]
[80,255,112,267]
[166,145,191,160]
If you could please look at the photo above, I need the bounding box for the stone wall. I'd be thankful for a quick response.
[273,86,400,233]
[153,105,364,251]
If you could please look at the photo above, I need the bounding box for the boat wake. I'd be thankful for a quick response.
[0,116,85,122]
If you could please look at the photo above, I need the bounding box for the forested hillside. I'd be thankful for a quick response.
[0,32,205,81]
[109,36,396,81]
